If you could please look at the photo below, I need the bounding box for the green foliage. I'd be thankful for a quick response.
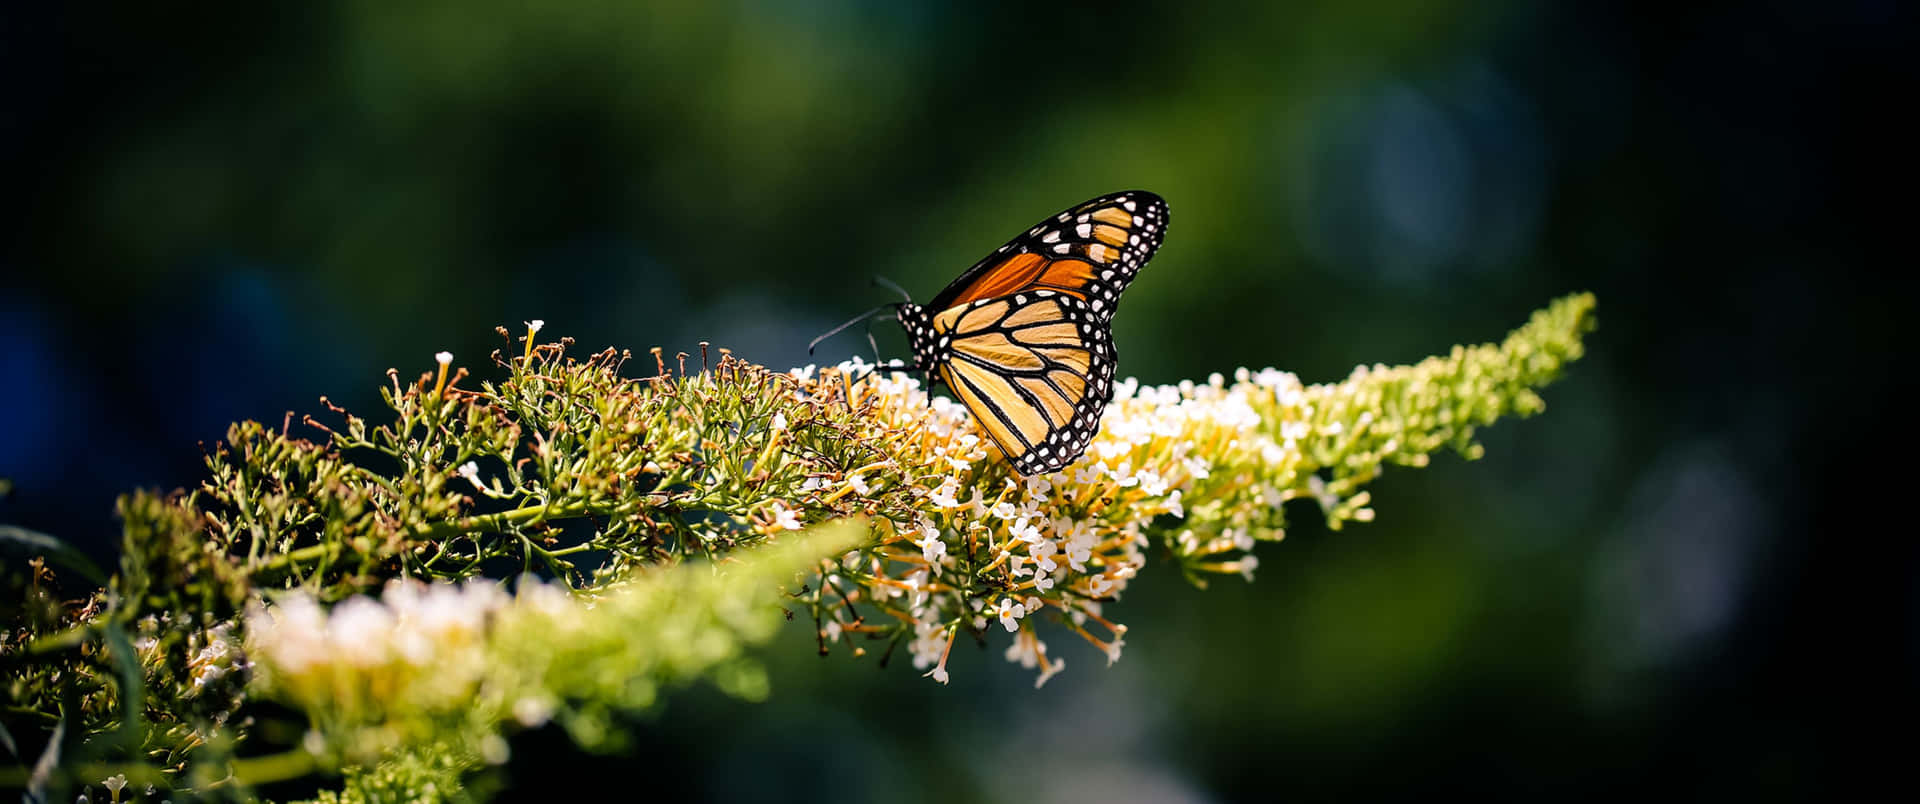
[1,294,1594,801]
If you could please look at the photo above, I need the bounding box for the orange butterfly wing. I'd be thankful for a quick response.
[928,191,1168,317]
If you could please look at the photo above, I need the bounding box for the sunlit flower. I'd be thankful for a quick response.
[770,501,803,530]
[928,478,962,508]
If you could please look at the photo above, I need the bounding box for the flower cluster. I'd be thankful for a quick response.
[781,293,1594,686]
[245,522,865,765]
[247,578,508,725]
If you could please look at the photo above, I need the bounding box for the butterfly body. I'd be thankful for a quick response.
[894,191,1169,475]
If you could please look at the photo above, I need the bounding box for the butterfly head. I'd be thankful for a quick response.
[895,302,939,371]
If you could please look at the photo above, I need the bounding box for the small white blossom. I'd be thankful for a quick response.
[1163,490,1185,518]
[1035,657,1065,688]
[995,598,1027,632]
[456,461,484,492]
[1137,470,1169,497]
[513,696,555,728]
[1308,474,1338,511]
[770,502,803,530]
[435,351,453,366]
[914,523,947,563]
[525,319,545,334]
[1237,555,1260,581]
[929,478,962,508]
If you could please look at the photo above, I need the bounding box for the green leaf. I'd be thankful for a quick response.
[104,623,147,745]
[0,524,108,586]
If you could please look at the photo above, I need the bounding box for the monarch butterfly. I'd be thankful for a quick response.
[813,190,1168,476]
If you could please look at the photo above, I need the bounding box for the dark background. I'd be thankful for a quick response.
[2,0,1907,800]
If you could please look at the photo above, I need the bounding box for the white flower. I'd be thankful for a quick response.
[989,501,1017,519]
[1137,470,1169,497]
[928,477,962,508]
[456,461,484,492]
[1008,518,1042,545]
[1028,539,1060,574]
[771,412,788,431]
[1004,632,1041,668]
[435,351,453,366]
[513,696,555,728]
[102,774,128,797]
[326,597,396,668]
[525,319,545,334]
[995,598,1027,632]
[1308,474,1338,511]
[909,622,945,670]
[1035,657,1065,688]
[1105,638,1126,665]
[1163,490,1184,518]
[1237,555,1260,581]
[903,568,930,610]
[770,502,803,530]
[914,523,947,563]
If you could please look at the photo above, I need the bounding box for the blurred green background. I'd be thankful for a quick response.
[2,0,1905,800]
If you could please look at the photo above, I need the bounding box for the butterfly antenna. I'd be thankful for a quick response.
[808,303,898,356]
[864,317,885,363]
[872,275,913,303]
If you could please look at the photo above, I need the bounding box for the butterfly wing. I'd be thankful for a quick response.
[928,190,1169,322]
[929,290,1116,475]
